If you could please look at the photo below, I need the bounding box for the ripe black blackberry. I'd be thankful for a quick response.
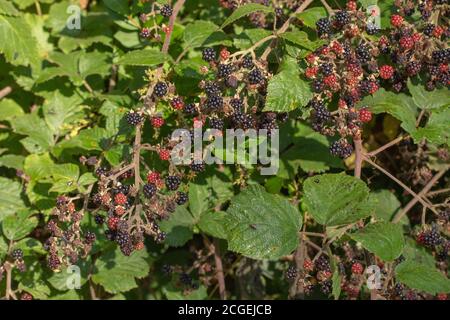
[230,98,244,112]
[366,23,379,35]
[204,81,221,96]
[190,161,206,172]
[206,95,223,110]
[154,82,168,97]
[321,280,332,295]
[11,249,23,261]
[202,47,216,62]
[175,191,188,205]
[286,265,297,280]
[156,231,166,243]
[406,61,421,76]
[47,254,61,270]
[105,229,117,241]
[313,105,331,122]
[356,43,371,63]
[278,112,289,123]
[422,229,442,247]
[432,49,450,64]
[320,63,333,76]
[95,166,109,177]
[160,4,173,17]
[143,183,157,198]
[217,64,233,78]
[183,103,197,116]
[84,231,96,244]
[315,255,331,272]
[94,214,105,225]
[209,117,224,130]
[423,23,435,36]
[334,10,350,27]
[126,111,143,126]
[179,272,193,285]
[316,18,331,37]
[312,79,324,92]
[166,175,181,191]
[116,231,131,247]
[242,55,254,69]
[248,68,264,84]
[162,264,173,275]
[114,184,130,195]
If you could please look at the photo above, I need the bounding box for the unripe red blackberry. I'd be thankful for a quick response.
[358,108,372,123]
[126,111,143,126]
[351,262,364,274]
[166,175,181,190]
[346,1,357,11]
[151,116,164,128]
[390,14,403,27]
[170,97,184,110]
[20,293,33,300]
[303,259,314,271]
[84,231,96,244]
[399,36,414,49]
[147,171,160,184]
[114,193,127,205]
[160,4,173,17]
[140,28,151,38]
[107,216,119,230]
[143,183,157,198]
[154,82,168,97]
[159,149,171,161]
[379,65,394,79]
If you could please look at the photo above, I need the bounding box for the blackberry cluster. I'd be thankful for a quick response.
[166,176,181,190]
[126,112,143,126]
[154,82,168,97]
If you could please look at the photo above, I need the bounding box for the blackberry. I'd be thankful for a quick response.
[356,43,371,63]
[366,23,379,35]
[160,4,173,17]
[120,243,134,256]
[202,47,216,62]
[126,111,143,126]
[94,214,105,225]
[190,161,206,172]
[162,264,173,275]
[209,117,224,130]
[242,55,254,69]
[423,23,435,36]
[316,18,331,36]
[84,231,96,244]
[206,95,223,110]
[116,184,130,195]
[175,191,188,205]
[11,249,23,261]
[315,255,331,272]
[286,265,297,280]
[156,231,166,243]
[140,28,151,38]
[406,61,421,76]
[183,103,197,116]
[204,81,221,96]
[248,68,264,84]
[312,79,324,92]
[320,63,333,76]
[330,140,353,158]
[334,10,350,27]
[278,112,289,123]
[105,229,117,241]
[154,82,168,97]
[47,254,61,270]
[116,231,131,247]
[217,64,233,78]
[321,280,332,295]
[230,98,244,111]
[143,183,157,198]
[226,75,238,88]
[313,105,331,122]
[166,201,177,213]
[179,272,192,285]
[432,49,450,64]
[166,176,181,191]
[422,229,442,247]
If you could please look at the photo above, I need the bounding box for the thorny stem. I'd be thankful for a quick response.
[161,0,185,54]
[366,135,407,157]
[0,86,12,100]
[320,0,335,15]
[354,138,363,178]
[260,0,314,61]
[392,168,448,223]
[213,239,227,300]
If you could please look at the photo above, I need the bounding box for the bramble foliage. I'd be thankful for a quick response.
[0,0,449,300]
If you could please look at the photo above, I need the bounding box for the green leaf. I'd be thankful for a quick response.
[1,209,38,240]
[0,0,19,16]
[103,0,129,15]
[0,154,25,170]
[183,20,227,48]
[160,206,195,247]
[189,182,210,220]
[0,15,40,67]
[92,248,151,294]
[0,98,23,121]
[163,283,208,300]
[296,7,328,29]
[370,190,404,223]
[411,107,450,146]
[118,48,168,66]
[198,211,227,240]
[264,59,312,112]
[402,238,435,267]
[332,270,341,300]
[221,3,273,28]
[395,260,450,294]
[350,222,405,261]
[49,163,80,193]
[303,173,375,226]
[358,89,417,136]
[24,152,55,181]
[407,79,450,110]
[0,177,27,221]
[280,31,325,51]
[225,184,302,260]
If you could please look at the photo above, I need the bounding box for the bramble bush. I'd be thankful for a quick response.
[0,0,449,301]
